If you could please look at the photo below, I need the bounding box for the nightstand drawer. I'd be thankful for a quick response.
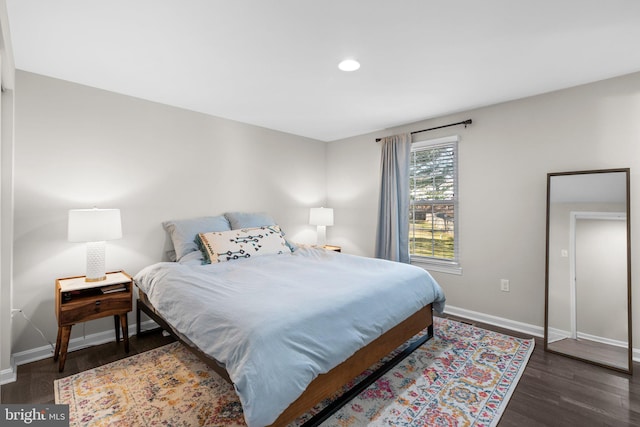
[59,293,132,324]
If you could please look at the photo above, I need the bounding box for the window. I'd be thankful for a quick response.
[409,135,460,273]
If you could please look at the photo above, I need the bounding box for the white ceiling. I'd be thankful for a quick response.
[5,0,640,141]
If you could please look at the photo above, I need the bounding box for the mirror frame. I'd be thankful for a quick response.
[544,168,632,374]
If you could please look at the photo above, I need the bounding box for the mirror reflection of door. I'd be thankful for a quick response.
[573,216,628,368]
[544,169,632,374]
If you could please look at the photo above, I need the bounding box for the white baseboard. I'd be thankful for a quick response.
[0,355,16,385]
[577,331,629,349]
[543,326,629,349]
[443,305,545,337]
[546,327,569,343]
[443,304,640,363]
[0,319,158,385]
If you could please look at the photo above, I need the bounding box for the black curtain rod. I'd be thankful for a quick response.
[375,119,472,142]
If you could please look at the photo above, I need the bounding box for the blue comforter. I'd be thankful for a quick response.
[134,247,445,426]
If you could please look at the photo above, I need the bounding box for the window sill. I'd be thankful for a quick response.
[411,258,462,275]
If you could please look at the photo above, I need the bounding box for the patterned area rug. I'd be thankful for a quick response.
[55,317,534,426]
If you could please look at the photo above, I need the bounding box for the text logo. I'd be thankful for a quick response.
[1,405,69,426]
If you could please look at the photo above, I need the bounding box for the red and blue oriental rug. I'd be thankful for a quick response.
[55,317,534,426]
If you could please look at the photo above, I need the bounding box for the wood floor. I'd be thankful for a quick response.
[547,336,629,371]
[1,330,176,405]
[2,319,639,426]
[467,321,640,427]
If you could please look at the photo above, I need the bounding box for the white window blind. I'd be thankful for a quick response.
[409,135,459,270]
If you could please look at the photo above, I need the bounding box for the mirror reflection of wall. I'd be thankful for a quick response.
[545,169,631,374]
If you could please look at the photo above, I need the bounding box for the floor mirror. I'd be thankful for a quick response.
[544,168,632,374]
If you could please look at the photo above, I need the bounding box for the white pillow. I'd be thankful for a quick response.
[197,225,291,264]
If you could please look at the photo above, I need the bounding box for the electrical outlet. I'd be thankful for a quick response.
[500,279,510,292]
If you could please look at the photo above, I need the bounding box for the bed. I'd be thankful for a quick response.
[133,213,445,427]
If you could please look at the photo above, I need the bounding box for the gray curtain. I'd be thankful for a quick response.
[375,133,411,263]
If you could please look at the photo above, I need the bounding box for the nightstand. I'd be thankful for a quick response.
[323,245,341,252]
[54,270,133,372]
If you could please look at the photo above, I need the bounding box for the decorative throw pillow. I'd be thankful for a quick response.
[224,211,298,252]
[196,225,291,264]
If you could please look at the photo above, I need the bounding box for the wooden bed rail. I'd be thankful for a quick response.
[270,305,433,426]
[136,287,433,427]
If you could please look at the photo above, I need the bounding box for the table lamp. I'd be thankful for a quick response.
[309,207,333,247]
[68,208,122,282]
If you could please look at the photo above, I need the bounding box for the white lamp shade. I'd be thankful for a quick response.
[68,208,122,242]
[309,207,334,226]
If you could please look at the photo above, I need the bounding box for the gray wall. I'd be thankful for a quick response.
[327,71,640,342]
[9,71,326,354]
[0,84,14,377]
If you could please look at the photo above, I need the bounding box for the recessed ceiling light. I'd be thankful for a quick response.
[338,59,360,72]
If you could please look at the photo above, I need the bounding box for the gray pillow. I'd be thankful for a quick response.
[224,211,276,229]
[163,215,231,261]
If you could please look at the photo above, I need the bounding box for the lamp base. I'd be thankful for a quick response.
[316,225,327,247]
[85,241,107,282]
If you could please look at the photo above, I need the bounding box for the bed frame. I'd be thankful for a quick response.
[136,289,433,427]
